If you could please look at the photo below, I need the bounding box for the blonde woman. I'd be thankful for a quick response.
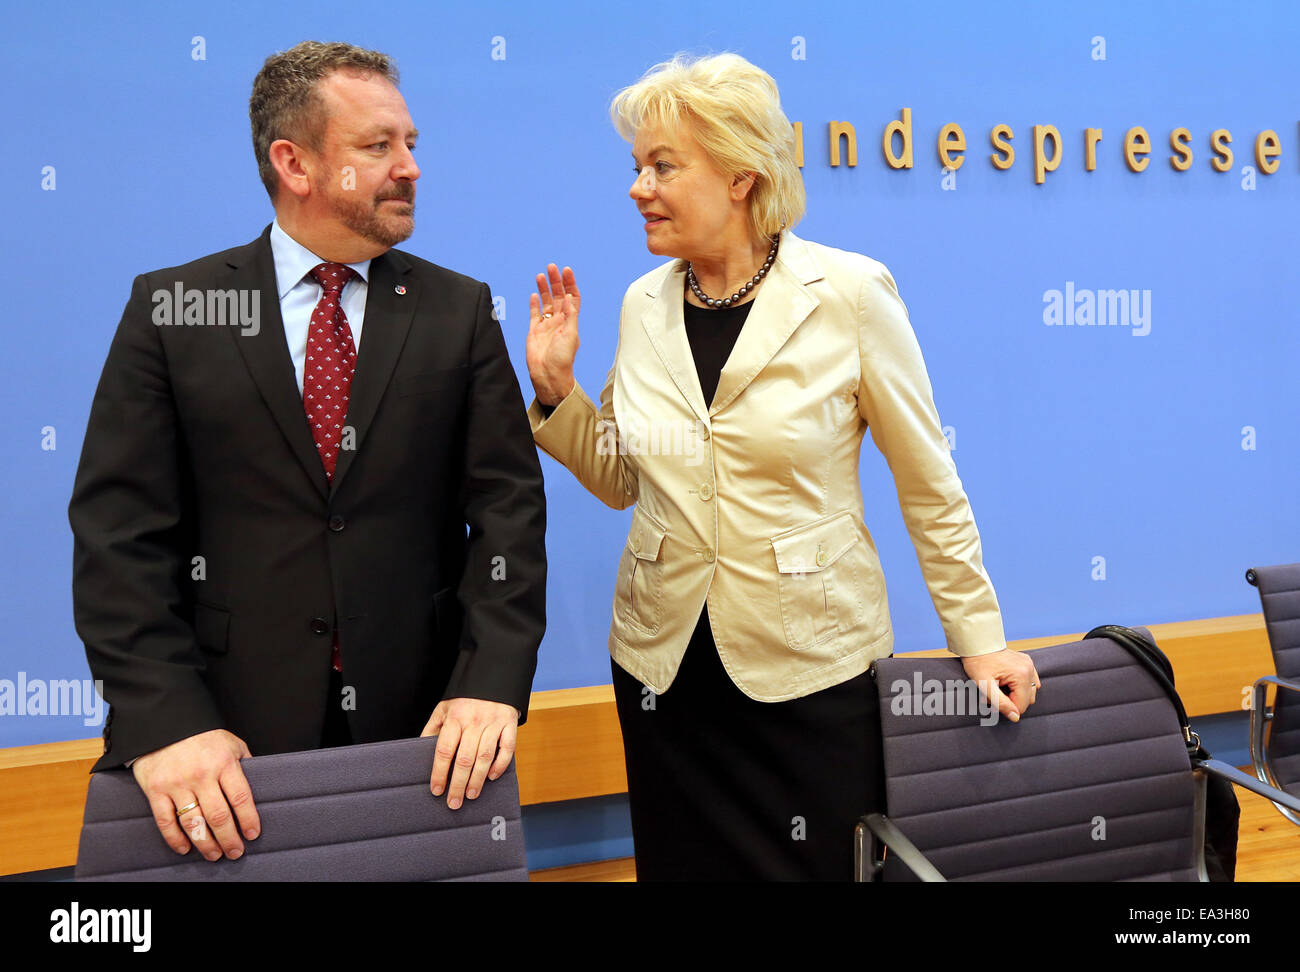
[525,53,1038,880]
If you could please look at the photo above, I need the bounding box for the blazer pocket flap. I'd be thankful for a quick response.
[193,602,231,654]
[626,506,668,561]
[771,512,860,573]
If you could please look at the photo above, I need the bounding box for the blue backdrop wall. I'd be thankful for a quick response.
[3,0,1297,748]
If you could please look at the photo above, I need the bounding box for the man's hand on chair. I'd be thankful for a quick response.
[421,698,520,809]
[132,729,260,861]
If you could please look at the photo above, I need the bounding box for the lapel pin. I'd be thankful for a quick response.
[394,285,407,295]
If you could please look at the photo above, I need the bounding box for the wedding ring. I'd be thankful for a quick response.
[175,800,200,817]
[543,312,553,319]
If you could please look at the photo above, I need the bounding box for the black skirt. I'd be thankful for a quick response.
[611,607,886,881]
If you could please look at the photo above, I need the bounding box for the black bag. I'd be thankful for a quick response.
[1085,624,1241,882]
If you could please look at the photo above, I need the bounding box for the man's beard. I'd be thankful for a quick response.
[330,186,415,248]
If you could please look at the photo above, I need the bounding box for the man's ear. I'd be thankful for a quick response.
[730,170,758,202]
[268,139,313,201]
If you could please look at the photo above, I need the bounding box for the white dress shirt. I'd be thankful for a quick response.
[269,219,372,395]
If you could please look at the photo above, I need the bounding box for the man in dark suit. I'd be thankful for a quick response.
[67,41,546,863]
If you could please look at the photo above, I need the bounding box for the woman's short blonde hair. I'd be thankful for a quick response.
[610,52,805,243]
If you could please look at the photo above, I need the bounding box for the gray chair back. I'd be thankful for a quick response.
[74,736,528,881]
[872,630,1200,881]
[1247,562,1300,796]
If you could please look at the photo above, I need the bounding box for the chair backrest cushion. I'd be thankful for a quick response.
[1249,563,1300,793]
[873,633,1198,881]
[74,736,528,881]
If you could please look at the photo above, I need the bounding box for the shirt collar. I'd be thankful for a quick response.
[270,218,372,300]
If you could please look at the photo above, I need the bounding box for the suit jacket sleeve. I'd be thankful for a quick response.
[856,261,1007,658]
[68,273,226,771]
[442,283,548,723]
[526,293,639,510]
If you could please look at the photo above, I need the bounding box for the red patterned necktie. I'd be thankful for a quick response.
[303,262,357,672]
[304,262,358,481]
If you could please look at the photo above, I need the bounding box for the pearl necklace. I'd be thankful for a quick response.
[687,236,779,308]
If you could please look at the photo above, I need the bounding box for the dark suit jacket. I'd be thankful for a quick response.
[68,225,547,773]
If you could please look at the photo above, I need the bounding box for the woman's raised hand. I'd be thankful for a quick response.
[526,264,581,407]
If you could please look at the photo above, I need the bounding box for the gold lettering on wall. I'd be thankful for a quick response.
[1034,125,1062,184]
[1210,129,1234,172]
[782,115,1286,182]
[990,124,1014,170]
[938,122,966,170]
[1085,128,1103,171]
[882,108,913,169]
[1256,129,1281,173]
[1169,127,1193,171]
[1125,126,1151,172]
[829,121,857,167]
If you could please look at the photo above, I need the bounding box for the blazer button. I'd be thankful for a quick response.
[310,617,330,635]
[698,483,713,501]
[698,425,710,441]
[701,547,715,563]
[328,515,346,533]
[632,537,642,554]
[815,543,827,567]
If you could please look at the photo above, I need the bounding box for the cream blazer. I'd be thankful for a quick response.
[529,229,1007,701]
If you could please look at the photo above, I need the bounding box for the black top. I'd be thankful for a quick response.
[683,296,753,407]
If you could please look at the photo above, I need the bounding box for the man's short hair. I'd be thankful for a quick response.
[249,40,399,201]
